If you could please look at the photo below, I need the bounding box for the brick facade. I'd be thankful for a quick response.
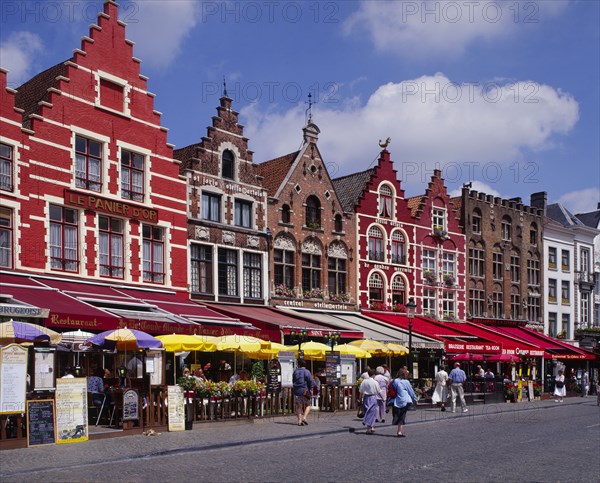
[258,122,356,311]
[0,0,188,291]
[459,188,545,329]
[174,96,270,304]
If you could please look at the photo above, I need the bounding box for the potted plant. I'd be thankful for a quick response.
[369,301,386,311]
[423,270,437,284]
[392,303,407,313]
[251,361,265,381]
[274,284,294,298]
[303,287,324,299]
[443,273,455,287]
[177,376,197,429]
[329,292,350,303]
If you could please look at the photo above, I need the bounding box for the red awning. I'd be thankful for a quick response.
[494,326,596,360]
[363,312,503,354]
[207,304,363,339]
[459,322,545,357]
[1,282,118,330]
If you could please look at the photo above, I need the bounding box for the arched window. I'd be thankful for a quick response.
[334,214,343,233]
[221,150,234,180]
[391,276,405,306]
[274,235,295,292]
[327,241,347,297]
[501,216,512,241]
[368,226,384,261]
[472,208,482,234]
[305,196,321,229]
[530,222,538,246]
[391,230,405,264]
[301,238,322,295]
[368,272,384,303]
[281,204,291,224]
[378,184,393,218]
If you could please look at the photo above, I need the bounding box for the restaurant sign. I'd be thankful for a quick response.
[64,189,158,222]
[0,304,49,318]
[445,342,502,354]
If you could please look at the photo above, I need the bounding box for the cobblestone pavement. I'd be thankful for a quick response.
[0,397,596,481]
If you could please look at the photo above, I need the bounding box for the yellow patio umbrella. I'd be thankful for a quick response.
[216,335,271,353]
[246,342,289,360]
[287,341,330,361]
[385,343,409,355]
[349,339,392,356]
[333,344,372,359]
[156,334,217,353]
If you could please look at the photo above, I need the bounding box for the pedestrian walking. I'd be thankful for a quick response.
[390,368,417,437]
[292,359,314,426]
[431,365,448,411]
[448,362,468,413]
[553,369,566,402]
[359,369,382,434]
[373,366,389,423]
[582,370,589,397]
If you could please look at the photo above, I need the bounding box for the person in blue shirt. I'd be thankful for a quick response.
[292,359,314,426]
[390,368,417,437]
[448,362,468,413]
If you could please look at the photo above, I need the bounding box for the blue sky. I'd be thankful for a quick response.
[1,0,599,213]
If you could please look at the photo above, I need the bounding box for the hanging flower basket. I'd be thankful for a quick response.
[432,226,449,240]
[443,274,455,287]
[423,270,437,284]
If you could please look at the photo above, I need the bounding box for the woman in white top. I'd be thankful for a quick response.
[359,369,382,434]
[431,366,448,411]
[553,369,566,402]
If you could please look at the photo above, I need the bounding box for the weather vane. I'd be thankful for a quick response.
[305,92,313,124]
[379,137,391,149]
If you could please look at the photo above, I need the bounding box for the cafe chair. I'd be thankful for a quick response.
[95,393,116,427]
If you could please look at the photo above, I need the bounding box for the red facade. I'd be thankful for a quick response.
[0,1,187,288]
[334,150,466,320]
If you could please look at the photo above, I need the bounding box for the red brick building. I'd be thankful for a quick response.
[333,149,466,321]
[257,121,357,312]
[174,95,270,305]
[0,1,238,336]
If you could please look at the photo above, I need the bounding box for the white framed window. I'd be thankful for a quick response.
[501,217,512,241]
[391,276,405,306]
[368,226,384,262]
[120,149,145,202]
[202,192,221,222]
[0,207,13,268]
[432,207,446,231]
[243,252,262,299]
[368,272,384,303]
[442,252,455,278]
[0,143,13,192]
[378,184,393,218]
[391,231,405,264]
[50,205,79,272]
[442,291,455,318]
[234,199,252,228]
[422,288,436,317]
[143,224,164,284]
[218,248,238,296]
[75,135,102,192]
[98,215,124,278]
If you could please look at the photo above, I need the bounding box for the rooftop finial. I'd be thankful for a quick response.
[305,92,313,124]
[223,76,228,98]
[378,137,391,149]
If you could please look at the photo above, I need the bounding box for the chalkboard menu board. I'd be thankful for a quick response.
[267,360,281,394]
[325,352,341,386]
[122,389,139,421]
[27,400,56,447]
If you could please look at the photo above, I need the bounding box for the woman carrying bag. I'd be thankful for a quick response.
[390,368,417,438]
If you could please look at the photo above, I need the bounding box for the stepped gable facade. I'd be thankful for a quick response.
[1,0,187,289]
[334,152,466,321]
[257,122,356,311]
[174,95,270,304]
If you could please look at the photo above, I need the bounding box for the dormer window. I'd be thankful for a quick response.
[432,207,446,231]
[334,214,343,232]
[378,184,393,218]
[222,150,234,180]
[100,78,124,112]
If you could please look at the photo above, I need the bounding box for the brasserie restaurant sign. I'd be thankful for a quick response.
[64,189,158,222]
[445,342,502,354]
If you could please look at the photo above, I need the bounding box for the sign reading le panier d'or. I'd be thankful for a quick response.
[64,189,159,222]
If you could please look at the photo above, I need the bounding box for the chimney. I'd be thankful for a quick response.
[530,192,547,215]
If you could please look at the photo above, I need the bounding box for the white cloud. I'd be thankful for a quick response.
[0,32,43,86]
[449,181,501,198]
[556,188,600,215]
[242,73,579,193]
[345,0,569,58]
[121,0,200,70]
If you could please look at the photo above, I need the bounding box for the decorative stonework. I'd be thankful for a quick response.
[301,238,322,255]
[195,226,209,241]
[222,231,235,245]
[247,235,259,248]
[274,234,295,251]
[327,241,347,259]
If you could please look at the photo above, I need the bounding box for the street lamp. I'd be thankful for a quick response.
[290,329,308,351]
[406,298,417,380]
[324,331,340,351]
